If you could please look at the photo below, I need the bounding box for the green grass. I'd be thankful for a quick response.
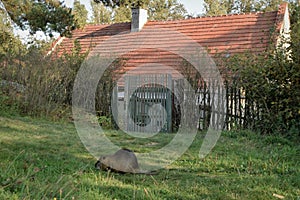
[0,116,299,200]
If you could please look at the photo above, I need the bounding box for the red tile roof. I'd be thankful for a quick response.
[49,3,289,79]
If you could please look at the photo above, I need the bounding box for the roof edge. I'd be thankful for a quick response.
[81,21,131,28]
[47,36,66,56]
[270,2,290,50]
[147,9,278,23]
[275,2,289,33]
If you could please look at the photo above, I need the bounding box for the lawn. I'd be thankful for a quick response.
[0,116,299,199]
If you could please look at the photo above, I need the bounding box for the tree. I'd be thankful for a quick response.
[93,0,149,22]
[91,1,112,24]
[204,0,285,15]
[1,0,76,37]
[94,0,150,8]
[204,0,228,15]
[114,6,132,22]
[148,0,187,20]
[93,0,187,22]
[72,0,88,28]
[0,5,24,62]
[253,0,285,12]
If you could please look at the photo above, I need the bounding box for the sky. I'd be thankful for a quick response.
[64,0,205,17]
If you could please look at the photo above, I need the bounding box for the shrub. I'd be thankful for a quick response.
[98,115,113,129]
[0,42,86,119]
[224,50,299,136]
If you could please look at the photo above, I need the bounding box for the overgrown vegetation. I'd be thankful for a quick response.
[0,1,299,199]
[221,2,300,137]
[224,50,299,137]
[0,116,299,199]
[0,42,87,120]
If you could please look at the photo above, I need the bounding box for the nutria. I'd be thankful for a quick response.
[95,148,157,174]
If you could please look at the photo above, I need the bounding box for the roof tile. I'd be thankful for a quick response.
[49,4,288,79]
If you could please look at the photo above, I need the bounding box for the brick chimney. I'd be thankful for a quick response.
[131,8,148,32]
